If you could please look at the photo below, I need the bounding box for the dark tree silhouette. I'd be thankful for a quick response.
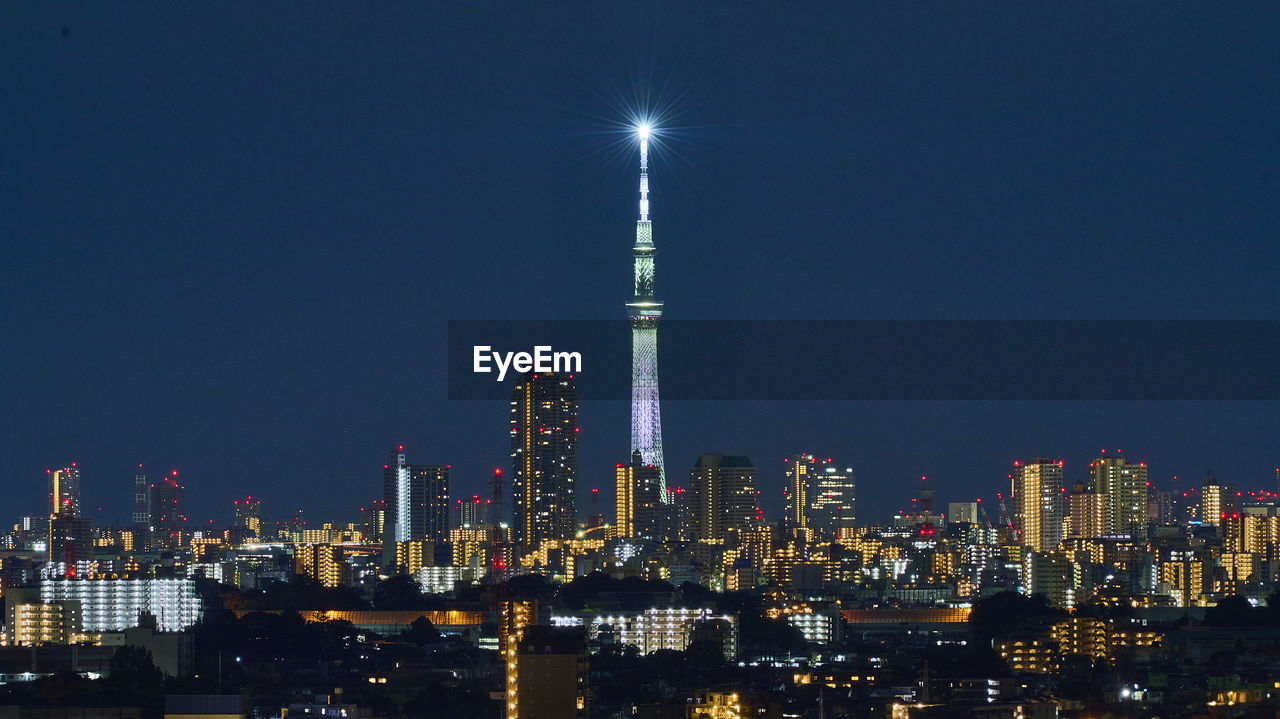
[374,574,430,609]
[969,591,1066,642]
[505,572,558,599]
[1204,595,1256,627]
[402,616,441,645]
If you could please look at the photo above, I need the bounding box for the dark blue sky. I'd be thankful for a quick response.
[3,4,1278,529]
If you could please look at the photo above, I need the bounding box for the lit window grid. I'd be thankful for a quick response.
[551,608,737,659]
[39,578,201,632]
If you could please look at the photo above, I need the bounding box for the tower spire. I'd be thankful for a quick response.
[627,123,667,501]
[638,125,651,222]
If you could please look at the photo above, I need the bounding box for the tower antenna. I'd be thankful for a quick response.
[627,123,668,498]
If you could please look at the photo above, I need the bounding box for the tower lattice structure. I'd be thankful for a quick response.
[627,128,668,497]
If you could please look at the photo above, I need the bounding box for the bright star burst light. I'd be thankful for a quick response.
[562,76,714,211]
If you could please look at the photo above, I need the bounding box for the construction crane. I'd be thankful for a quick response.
[995,491,1015,532]
[976,497,993,531]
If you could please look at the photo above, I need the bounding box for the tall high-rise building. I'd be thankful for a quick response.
[381,447,451,567]
[234,496,262,537]
[48,464,81,518]
[949,502,979,525]
[415,464,450,542]
[615,450,663,540]
[1013,459,1064,553]
[808,461,856,537]
[1201,471,1223,527]
[689,454,759,542]
[510,373,579,548]
[361,499,386,545]
[48,515,93,570]
[1065,482,1105,539]
[501,600,539,719]
[783,454,815,530]
[132,465,149,532]
[1026,551,1079,607]
[456,495,490,528]
[385,448,410,555]
[784,454,856,537]
[295,543,348,588]
[1090,451,1148,539]
[149,470,187,549]
[666,485,694,542]
[627,124,667,497]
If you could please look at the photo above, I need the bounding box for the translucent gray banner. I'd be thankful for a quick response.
[448,320,1280,400]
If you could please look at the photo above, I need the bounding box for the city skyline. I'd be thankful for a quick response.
[4,4,1280,533]
[4,6,1280,717]
[16,441,1280,532]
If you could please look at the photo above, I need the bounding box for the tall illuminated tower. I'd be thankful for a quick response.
[616,450,662,540]
[1090,450,1148,540]
[381,446,450,568]
[149,470,187,550]
[511,373,579,548]
[627,124,667,496]
[48,464,81,518]
[783,454,814,530]
[132,465,150,537]
[1013,458,1065,553]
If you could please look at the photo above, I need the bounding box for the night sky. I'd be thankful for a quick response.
[3,4,1278,529]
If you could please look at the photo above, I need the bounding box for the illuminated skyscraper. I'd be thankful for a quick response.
[47,464,81,518]
[48,514,92,569]
[615,450,662,540]
[456,495,488,527]
[295,543,347,588]
[132,465,149,542]
[510,373,579,548]
[689,454,759,542]
[384,447,410,562]
[234,496,262,537]
[501,600,538,719]
[381,447,450,568]
[783,454,814,530]
[1201,471,1223,527]
[808,461,856,537]
[149,470,187,549]
[627,124,667,497]
[1013,459,1064,553]
[1065,482,1105,539]
[785,454,856,537]
[415,464,450,542]
[361,499,386,544]
[1090,451,1148,539]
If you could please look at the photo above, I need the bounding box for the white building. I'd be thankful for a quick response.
[40,578,202,632]
[416,565,483,595]
[551,607,737,659]
[784,607,842,645]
